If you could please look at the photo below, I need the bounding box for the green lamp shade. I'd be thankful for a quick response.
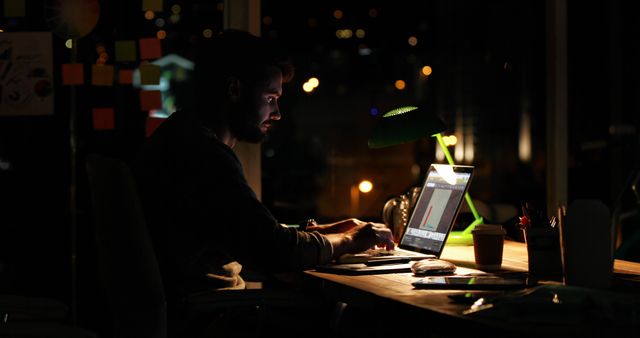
[368,106,447,149]
[368,105,483,246]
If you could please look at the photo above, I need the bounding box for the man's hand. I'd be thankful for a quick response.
[323,220,395,259]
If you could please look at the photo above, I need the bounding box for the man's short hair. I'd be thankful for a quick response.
[194,29,294,114]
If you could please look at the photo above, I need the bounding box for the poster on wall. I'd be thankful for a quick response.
[0,32,54,116]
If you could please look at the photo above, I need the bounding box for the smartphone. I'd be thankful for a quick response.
[412,276,531,290]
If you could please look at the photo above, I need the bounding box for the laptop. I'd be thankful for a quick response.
[315,164,474,274]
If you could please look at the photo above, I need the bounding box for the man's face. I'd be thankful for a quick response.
[229,66,283,143]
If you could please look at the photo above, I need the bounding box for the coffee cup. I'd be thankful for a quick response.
[472,224,506,271]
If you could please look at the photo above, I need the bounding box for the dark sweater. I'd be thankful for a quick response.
[132,111,332,301]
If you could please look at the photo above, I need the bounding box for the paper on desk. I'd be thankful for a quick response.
[463,285,640,329]
[453,266,488,276]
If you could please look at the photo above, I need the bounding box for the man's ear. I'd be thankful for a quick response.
[227,77,241,102]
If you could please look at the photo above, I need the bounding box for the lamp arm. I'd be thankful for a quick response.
[434,133,484,231]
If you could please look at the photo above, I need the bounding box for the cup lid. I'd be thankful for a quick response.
[472,224,506,235]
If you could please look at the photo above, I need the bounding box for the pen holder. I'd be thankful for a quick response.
[523,227,563,279]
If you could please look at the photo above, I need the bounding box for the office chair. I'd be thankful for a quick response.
[85,154,334,338]
[85,153,167,338]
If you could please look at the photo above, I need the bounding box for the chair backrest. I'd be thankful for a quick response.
[85,154,166,338]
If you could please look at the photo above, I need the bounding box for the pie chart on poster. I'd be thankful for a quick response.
[44,0,100,39]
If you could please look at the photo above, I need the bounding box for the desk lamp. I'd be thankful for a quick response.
[369,106,484,245]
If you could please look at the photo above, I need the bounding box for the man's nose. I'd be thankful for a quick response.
[270,107,281,120]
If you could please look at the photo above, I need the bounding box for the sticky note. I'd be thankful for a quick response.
[4,0,26,17]
[91,65,114,86]
[140,90,162,111]
[62,64,84,85]
[118,69,133,84]
[139,37,162,60]
[139,63,161,85]
[115,40,137,62]
[92,108,115,130]
[142,0,163,12]
[145,117,165,137]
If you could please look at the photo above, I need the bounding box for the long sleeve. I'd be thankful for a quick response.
[134,111,333,298]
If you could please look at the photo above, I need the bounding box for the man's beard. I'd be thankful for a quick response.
[228,104,268,143]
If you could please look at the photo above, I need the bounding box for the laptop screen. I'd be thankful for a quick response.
[398,164,474,256]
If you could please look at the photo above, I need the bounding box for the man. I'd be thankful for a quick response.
[133,29,393,305]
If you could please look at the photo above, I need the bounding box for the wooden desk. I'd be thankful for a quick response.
[297,241,640,337]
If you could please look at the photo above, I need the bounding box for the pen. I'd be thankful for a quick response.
[556,204,567,284]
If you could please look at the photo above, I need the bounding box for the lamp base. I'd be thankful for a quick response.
[445,231,474,246]
[445,217,484,246]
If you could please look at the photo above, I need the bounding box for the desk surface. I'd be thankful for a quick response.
[301,240,640,336]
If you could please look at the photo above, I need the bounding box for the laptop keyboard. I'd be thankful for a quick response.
[363,248,399,256]
[364,248,428,257]
[336,248,434,264]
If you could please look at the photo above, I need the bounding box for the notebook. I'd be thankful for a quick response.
[315,164,474,275]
